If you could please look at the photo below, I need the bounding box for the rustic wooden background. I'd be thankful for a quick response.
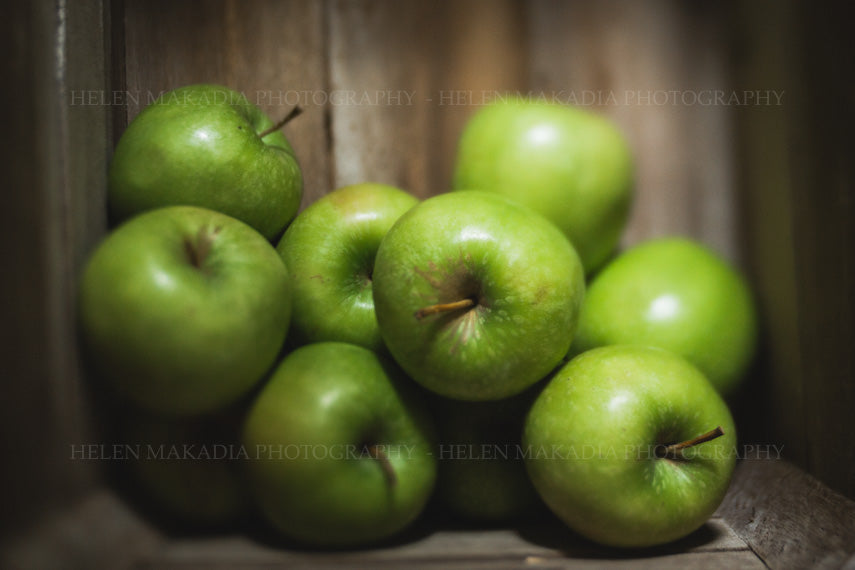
[1,0,853,564]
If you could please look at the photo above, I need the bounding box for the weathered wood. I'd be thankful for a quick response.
[139,517,757,569]
[527,0,739,263]
[732,0,855,499]
[718,458,855,569]
[430,0,528,192]
[0,490,163,570]
[784,0,855,502]
[122,0,330,208]
[0,0,111,537]
[327,0,438,198]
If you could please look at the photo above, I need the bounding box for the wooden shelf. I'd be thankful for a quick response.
[3,459,853,569]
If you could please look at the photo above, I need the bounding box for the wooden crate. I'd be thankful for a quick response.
[1,1,853,568]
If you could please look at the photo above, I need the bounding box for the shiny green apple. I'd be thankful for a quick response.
[524,345,737,548]
[276,183,418,351]
[79,206,291,415]
[452,97,633,274]
[242,342,437,547]
[372,191,585,401]
[573,237,757,395]
[109,84,302,241]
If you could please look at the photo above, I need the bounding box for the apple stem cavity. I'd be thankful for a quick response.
[657,426,725,459]
[184,226,221,271]
[414,298,476,320]
[258,105,303,139]
[364,444,397,487]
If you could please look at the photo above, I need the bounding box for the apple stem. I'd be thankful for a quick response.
[365,444,397,487]
[658,426,725,458]
[257,105,303,139]
[414,298,476,320]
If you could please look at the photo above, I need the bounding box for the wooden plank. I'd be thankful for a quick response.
[729,0,805,460]
[526,0,739,262]
[140,550,765,570]
[141,517,756,569]
[430,0,528,192]
[122,0,330,208]
[0,490,163,570]
[0,0,112,537]
[327,0,439,199]
[718,458,855,569]
[732,0,855,499]
[786,0,855,501]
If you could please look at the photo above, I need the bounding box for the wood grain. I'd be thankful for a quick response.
[0,0,112,537]
[326,0,438,198]
[139,518,758,569]
[733,0,855,499]
[527,0,740,263]
[718,458,855,569]
[431,0,528,192]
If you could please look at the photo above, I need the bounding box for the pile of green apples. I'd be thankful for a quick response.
[79,84,757,549]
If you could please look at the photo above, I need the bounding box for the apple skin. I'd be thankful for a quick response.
[242,342,437,547]
[109,84,303,241]
[433,388,543,522]
[452,97,633,274]
[372,190,585,401]
[123,409,248,526]
[523,345,737,548]
[78,206,291,416]
[572,237,757,396]
[276,183,418,351]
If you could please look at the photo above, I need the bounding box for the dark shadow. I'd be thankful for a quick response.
[517,518,726,559]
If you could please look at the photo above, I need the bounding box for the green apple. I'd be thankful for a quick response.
[572,237,757,396]
[434,388,543,522]
[109,84,303,241]
[242,342,437,547]
[276,183,418,351]
[79,206,291,415]
[452,97,633,274]
[523,345,737,548]
[372,190,585,401]
[123,408,248,526]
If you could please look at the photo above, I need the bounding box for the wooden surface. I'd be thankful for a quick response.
[733,0,855,499]
[0,0,111,537]
[718,458,855,569]
[9,459,854,569]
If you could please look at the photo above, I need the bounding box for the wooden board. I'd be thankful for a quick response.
[10,459,853,569]
[718,458,855,569]
[732,0,855,499]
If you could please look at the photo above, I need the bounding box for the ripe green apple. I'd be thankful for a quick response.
[276,183,418,351]
[434,388,543,522]
[122,409,248,526]
[572,237,757,396]
[109,84,303,241]
[523,345,737,548]
[242,342,437,547]
[452,97,633,274]
[372,190,585,401]
[79,206,291,416]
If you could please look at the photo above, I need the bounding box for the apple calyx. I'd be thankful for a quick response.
[655,426,725,459]
[363,444,397,487]
[414,298,476,320]
[184,225,222,271]
[257,105,303,139]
